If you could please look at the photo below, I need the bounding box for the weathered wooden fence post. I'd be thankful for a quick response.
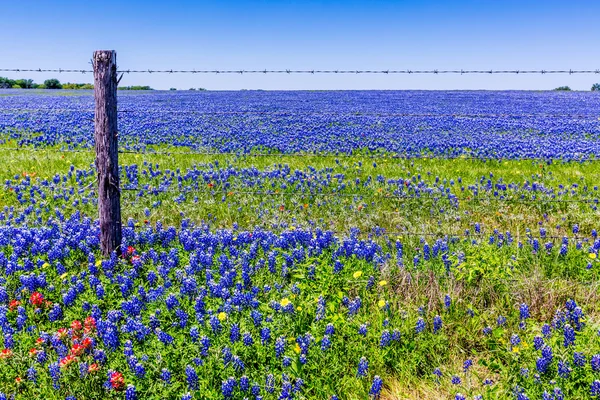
[93,50,122,256]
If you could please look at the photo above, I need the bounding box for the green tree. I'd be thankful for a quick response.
[0,77,16,88]
[554,86,572,91]
[592,83,600,91]
[44,79,62,89]
[15,79,34,88]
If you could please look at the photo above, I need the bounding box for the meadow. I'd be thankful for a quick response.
[0,89,600,399]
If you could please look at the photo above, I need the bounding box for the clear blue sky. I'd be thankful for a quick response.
[2,0,599,90]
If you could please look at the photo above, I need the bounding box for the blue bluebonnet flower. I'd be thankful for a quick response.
[574,352,586,367]
[563,324,575,347]
[242,332,253,347]
[463,359,473,373]
[275,336,286,358]
[444,295,451,309]
[510,334,521,347]
[357,357,368,377]
[185,365,199,390]
[591,380,600,397]
[369,376,382,399]
[379,330,391,347]
[315,296,326,321]
[557,360,571,378]
[260,327,271,345]
[455,394,466,400]
[358,324,368,336]
[282,356,292,367]
[591,354,600,371]
[49,362,61,389]
[265,374,275,393]
[325,323,335,335]
[230,323,240,343]
[542,324,552,337]
[321,335,331,351]
[433,315,442,333]
[160,368,171,384]
[519,303,530,320]
[451,376,461,385]
[221,377,236,398]
[240,375,250,392]
[125,385,137,400]
[415,318,425,334]
[27,366,37,383]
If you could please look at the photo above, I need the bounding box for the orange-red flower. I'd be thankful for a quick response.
[30,292,44,307]
[9,300,20,311]
[70,343,85,356]
[84,316,96,333]
[88,363,100,373]
[82,337,93,349]
[0,348,13,359]
[71,320,83,331]
[110,371,125,390]
[59,354,76,368]
[29,348,38,357]
[57,328,68,339]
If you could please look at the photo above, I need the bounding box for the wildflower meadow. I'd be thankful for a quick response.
[1,89,600,399]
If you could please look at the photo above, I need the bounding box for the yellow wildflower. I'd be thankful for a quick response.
[280,298,291,307]
[353,271,363,279]
[294,343,301,354]
[217,312,227,321]
[590,253,597,259]
[378,299,386,308]
[379,280,388,287]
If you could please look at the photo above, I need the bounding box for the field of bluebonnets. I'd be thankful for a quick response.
[1,89,600,400]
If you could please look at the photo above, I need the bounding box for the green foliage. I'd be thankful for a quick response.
[554,86,572,91]
[118,85,153,90]
[0,77,16,88]
[592,83,600,91]
[43,79,62,89]
[61,82,94,90]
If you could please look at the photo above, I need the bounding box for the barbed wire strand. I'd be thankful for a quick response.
[2,68,600,74]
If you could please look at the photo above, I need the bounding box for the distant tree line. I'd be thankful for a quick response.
[553,85,600,91]
[118,86,154,91]
[1,77,153,90]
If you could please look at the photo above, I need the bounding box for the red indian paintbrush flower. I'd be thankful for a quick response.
[0,348,13,359]
[30,292,44,307]
[71,320,83,331]
[109,371,125,390]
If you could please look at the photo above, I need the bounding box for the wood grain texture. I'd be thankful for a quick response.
[93,50,122,256]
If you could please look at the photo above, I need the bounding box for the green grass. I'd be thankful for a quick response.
[1,138,600,399]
